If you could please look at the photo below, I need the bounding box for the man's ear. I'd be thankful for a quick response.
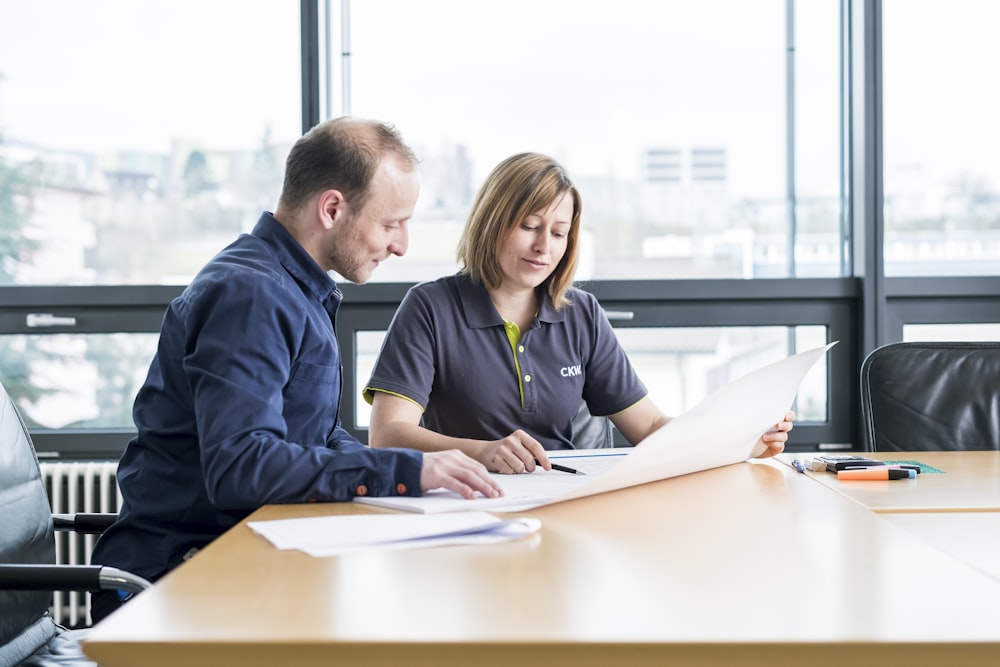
[318,189,346,230]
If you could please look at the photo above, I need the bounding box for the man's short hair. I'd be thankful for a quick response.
[278,117,419,214]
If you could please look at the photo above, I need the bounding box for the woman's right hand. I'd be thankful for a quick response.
[482,430,551,474]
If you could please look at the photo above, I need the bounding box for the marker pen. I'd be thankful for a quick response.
[841,464,921,474]
[837,467,916,480]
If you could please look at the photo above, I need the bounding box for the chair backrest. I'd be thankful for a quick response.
[570,401,614,449]
[0,380,57,650]
[860,342,1000,451]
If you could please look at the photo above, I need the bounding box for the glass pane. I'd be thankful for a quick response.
[356,330,386,428]
[903,323,1000,342]
[0,1,301,286]
[340,0,843,283]
[354,324,828,429]
[613,325,828,421]
[0,333,158,429]
[883,1,1000,277]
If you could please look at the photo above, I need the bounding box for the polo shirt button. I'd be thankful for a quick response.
[356,485,368,496]
[396,483,407,495]
[518,345,525,352]
[524,374,531,382]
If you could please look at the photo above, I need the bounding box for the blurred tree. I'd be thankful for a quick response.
[0,118,50,417]
[0,133,39,284]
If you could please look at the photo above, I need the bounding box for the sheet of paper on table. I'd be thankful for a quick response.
[247,511,542,556]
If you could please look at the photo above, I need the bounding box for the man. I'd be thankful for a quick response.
[90,117,502,622]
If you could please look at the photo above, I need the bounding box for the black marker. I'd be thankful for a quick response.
[842,464,921,474]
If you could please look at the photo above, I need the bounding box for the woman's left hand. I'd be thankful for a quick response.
[753,410,796,459]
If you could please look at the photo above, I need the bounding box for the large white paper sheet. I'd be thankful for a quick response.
[356,342,836,513]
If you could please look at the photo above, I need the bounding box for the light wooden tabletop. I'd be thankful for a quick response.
[780,450,1000,512]
[82,456,1000,667]
[883,511,1000,582]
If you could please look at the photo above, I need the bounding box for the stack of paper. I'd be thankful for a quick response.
[247,511,541,556]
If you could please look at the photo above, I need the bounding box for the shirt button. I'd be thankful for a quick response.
[518,345,525,352]
[356,485,368,496]
[524,374,531,382]
[396,483,407,495]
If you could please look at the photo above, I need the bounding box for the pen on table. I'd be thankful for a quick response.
[837,467,916,481]
[790,459,807,474]
[537,459,586,475]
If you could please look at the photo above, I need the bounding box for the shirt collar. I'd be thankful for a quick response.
[455,272,565,329]
[252,211,343,306]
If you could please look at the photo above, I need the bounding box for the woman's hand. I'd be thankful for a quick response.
[752,410,796,458]
[481,430,550,474]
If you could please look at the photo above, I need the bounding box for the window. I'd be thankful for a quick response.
[0,0,301,287]
[0,2,301,445]
[336,0,844,282]
[904,323,1000,342]
[883,0,1000,277]
[0,332,157,430]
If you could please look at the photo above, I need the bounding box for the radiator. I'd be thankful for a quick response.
[39,461,121,628]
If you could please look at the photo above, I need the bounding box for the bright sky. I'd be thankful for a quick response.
[0,0,997,195]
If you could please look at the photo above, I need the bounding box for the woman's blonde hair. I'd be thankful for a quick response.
[457,153,581,309]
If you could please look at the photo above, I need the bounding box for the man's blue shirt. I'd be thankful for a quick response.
[92,212,422,582]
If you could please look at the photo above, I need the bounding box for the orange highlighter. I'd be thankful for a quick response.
[838,467,916,480]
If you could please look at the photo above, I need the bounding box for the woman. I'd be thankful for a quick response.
[364,152,793,473]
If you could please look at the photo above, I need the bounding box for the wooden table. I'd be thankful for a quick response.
[782,451,1000,512]
[881,512,1000,582]
[83,458,1000,667]
[781,451,1000,586]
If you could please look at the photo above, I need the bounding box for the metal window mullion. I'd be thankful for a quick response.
[850,0,886,356]
[300,0,321,132]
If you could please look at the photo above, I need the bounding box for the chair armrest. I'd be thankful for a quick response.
[0,564,151,594]
[52,513,118,534]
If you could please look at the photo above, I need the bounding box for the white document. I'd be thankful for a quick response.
[355,342,836,514]
[247,511,541,556]
[355,450,626,513]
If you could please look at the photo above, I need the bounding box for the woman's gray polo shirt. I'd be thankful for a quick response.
[364,273,647,450]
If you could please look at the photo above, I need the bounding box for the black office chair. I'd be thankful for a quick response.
[0,380,150,666]
[860,341,1000,451]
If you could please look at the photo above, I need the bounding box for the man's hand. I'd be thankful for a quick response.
[420,450,504,498]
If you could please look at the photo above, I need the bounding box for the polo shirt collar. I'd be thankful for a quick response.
[252,211,343,307]
[455,272,566,329]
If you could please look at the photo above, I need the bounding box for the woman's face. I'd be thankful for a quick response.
[496,191,573,292]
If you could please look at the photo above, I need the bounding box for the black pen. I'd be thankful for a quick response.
[537,459,586,475]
